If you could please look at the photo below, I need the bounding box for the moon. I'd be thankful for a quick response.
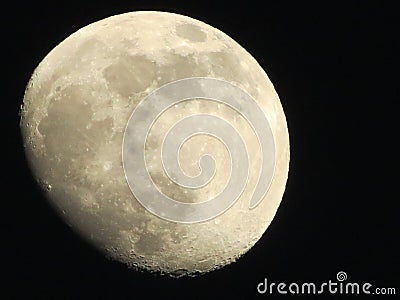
[20,11,290,276]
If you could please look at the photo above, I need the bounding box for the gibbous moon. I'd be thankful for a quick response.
[20,11,289,276]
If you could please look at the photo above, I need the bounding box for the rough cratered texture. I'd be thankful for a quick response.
[20,11,290,276]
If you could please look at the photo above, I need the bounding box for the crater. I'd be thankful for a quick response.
[74,38,109,60]
[208,51,241,79]
[134,232,164,255]
[176,23,207,43]
[156,53,209,84]
[38,85,113,163]
[103,55,156,97]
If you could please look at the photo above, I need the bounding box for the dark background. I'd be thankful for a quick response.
[4,0,399,299]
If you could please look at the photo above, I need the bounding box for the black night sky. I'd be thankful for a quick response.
[4,1,399,299]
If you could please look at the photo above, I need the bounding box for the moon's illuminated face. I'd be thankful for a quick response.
[20,11,289,276]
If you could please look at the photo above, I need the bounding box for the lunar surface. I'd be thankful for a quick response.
[20,11,290,276]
